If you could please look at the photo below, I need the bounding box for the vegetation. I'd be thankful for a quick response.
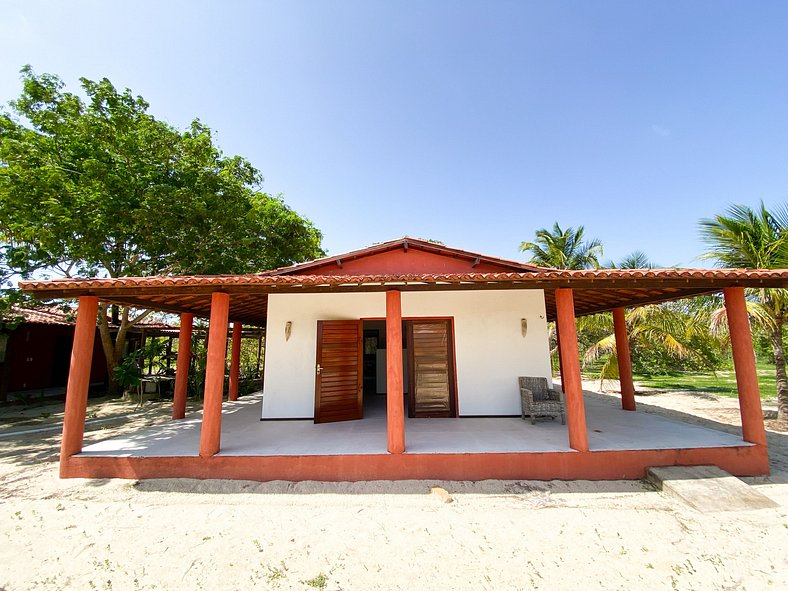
[520,222,603,269]
[0,66,323,393]
[527,204,788,419]
[630,363,777,399]
[699,202,788,421]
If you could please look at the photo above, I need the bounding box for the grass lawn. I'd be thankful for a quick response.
[631,362,777,399]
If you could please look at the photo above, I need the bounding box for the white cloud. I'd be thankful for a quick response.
[651,124,671,137]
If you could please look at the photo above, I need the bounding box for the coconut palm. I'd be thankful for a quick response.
[520,223,603,269]
[700,201,788,421]
[583,302,722,390]
[605,250,655,269]
[581,253,721,389]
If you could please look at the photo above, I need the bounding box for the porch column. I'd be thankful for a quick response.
[199,292,230,457]
[386,290,405,454]
[555,288,589,452]
[612,307,636,411]
[724,287,767,446]
[172,312,194,420]
[554,322,566,389]
[60,296,99,465]
[228,322,242,401]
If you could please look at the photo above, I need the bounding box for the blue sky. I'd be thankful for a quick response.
[2,1,788,268]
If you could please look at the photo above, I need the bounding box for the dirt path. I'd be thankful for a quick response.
[0,391,786,590]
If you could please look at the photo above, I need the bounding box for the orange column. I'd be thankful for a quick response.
[172,312,194,419]
[60,296,99,467]
[386,290,405,454]
[555,288,589,452]
[228,322,242,401]
[612,307,636,411]
[199,292,230,457]
[724,287,767,446]
[554,322,566,389]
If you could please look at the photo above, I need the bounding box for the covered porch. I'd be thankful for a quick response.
[79,392,748,457]
[19,243,785,481]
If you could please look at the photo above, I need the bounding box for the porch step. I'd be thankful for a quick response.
[646,465,778,512]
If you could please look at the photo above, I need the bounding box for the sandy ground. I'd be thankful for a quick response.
[1,387,787,591]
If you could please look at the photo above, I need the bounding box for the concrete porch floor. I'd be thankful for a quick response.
[78,392,749,458]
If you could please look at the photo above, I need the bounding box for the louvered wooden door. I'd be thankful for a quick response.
[314,320,363,423]
[407,320,456,418]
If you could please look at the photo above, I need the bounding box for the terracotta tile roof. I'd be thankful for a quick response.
[9,304,74,325]
[18,268,788,327]
[17,268,788,292]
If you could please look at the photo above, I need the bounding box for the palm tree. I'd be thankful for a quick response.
[520,223,604,269]
[580,253,721,390]
[583,300,722,390]
[700,202,788,422]
[606,250,655,269]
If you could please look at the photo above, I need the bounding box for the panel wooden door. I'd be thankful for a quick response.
[314,320,363,424]
[407,320,456,418]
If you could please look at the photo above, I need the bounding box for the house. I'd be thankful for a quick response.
[19,237,785,481]
[0,304,178,402]
[0,305,108,402]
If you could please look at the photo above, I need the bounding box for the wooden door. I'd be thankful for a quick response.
[314,320,363,423]
[407,320,456,418]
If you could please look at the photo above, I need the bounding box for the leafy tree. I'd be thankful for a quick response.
[0,66,324,393]
[520,223,603,269]
[700,202,788,421]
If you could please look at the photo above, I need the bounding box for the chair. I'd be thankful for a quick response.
[518,377,566,425]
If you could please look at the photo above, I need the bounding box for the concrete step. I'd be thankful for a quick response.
[646,465,778,512]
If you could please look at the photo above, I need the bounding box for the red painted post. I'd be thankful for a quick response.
[612,307,636,411]
[172,313,194,419]
[724,287,767,446]
[60,296,99,467]
[554,322,566,390]
[199,292,230,457]
[386,290,405,454]
[228,322,242,401]
[554,288,589,452]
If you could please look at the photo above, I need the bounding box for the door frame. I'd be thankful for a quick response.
[360,316,459,417]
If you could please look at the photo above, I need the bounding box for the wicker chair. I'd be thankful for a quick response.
[518,377,566,425]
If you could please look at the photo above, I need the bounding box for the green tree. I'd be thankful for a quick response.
[700,202,788,421]
[0,66,324,393]
[520,223,603,269]
[581,254,723,388]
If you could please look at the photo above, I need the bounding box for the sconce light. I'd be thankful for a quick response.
[285,321,292,341]
[521,318,528,337]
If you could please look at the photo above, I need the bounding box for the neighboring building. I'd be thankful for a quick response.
[0,305,108,402]
[0,304,177,402]
[19,237,786,481]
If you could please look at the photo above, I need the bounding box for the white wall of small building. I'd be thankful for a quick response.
[261,289,553,418]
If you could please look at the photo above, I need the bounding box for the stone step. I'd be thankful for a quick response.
[646,465,778,512]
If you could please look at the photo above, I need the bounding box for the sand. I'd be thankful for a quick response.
[1,387,787,590]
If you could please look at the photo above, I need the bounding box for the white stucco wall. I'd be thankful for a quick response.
[261,290,552,418]
[262,293,385,418]
[401,290,552,416]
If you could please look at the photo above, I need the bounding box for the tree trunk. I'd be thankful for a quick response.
[97,304,120,396]
[772,313,788,422]
[97,303,153,397]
